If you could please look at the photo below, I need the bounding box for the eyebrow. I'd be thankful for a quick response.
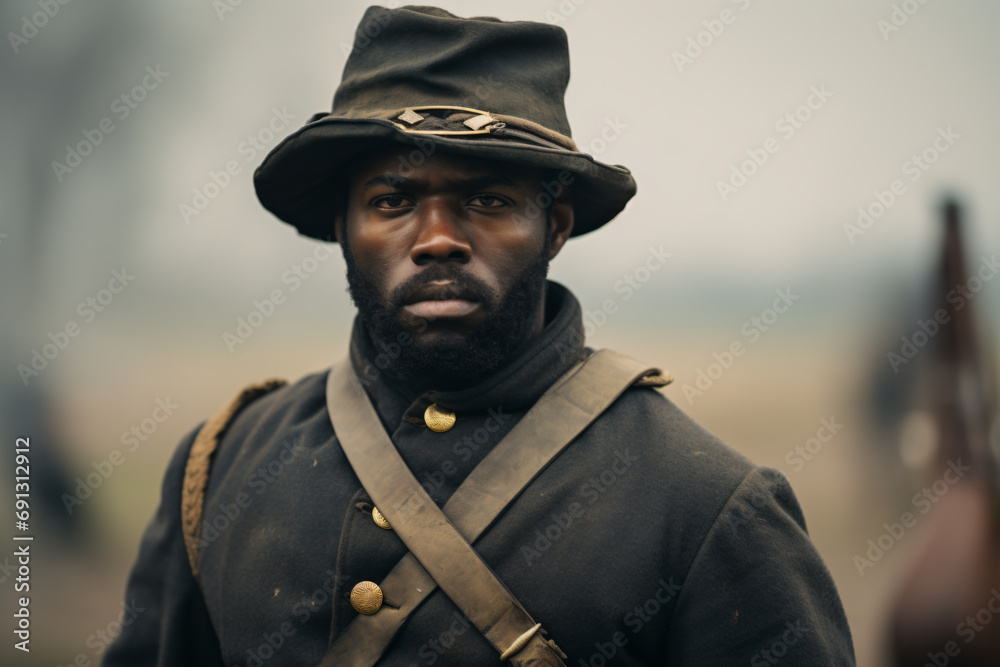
[363,174,414,190]
[361,173,522,191]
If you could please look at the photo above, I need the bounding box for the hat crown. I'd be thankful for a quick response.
[331,5,573,137]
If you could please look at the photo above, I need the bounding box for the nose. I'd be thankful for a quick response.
[409,201,472,266]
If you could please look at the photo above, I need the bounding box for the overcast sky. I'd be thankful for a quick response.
[3,0,998,338]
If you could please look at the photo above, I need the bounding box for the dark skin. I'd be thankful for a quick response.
[333,146,574,354]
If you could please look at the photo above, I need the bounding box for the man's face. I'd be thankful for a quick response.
[335,146,573,389]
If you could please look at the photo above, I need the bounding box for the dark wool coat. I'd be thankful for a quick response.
[104,280,856,666]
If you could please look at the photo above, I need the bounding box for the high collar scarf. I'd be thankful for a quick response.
[348,279,588,430]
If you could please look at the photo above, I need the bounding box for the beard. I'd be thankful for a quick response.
[342,233,552,391]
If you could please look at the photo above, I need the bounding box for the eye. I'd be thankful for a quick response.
[468,194,507,208]
[372,194,412,209]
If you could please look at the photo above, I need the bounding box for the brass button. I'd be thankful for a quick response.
[424,403,456,432]
[350,581,383,615]
[372,506,391,530]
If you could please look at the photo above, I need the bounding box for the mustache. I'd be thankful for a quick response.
[387,265,498,311]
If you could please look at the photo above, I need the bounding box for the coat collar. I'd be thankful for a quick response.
[348,279,588,430]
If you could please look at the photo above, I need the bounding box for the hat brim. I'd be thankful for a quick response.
[253,116,636,243]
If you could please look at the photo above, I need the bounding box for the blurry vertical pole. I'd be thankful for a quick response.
[887,199,1000,665]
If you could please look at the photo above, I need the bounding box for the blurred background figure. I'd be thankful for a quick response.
[886,200,1000,666]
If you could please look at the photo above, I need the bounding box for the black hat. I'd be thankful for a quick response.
[253,5,636,243]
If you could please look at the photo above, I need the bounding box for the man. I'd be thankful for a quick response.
[106,5,855,666]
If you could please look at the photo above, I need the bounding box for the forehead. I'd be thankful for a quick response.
[348,145,543,189]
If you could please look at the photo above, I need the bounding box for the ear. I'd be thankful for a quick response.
[333,192,349,246]
[331,177,351,246]
[546,180,574,260]
[333,211,345,245]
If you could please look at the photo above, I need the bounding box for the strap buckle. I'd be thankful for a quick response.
[499,623,542,661]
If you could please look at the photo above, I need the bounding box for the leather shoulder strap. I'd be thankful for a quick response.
[323,349,664,667]
[181,378,287,580]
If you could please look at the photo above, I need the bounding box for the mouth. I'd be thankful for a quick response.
[401,280,482,320]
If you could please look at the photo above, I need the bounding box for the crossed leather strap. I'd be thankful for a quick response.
[180,349,667,665]
[321,349,668,666]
